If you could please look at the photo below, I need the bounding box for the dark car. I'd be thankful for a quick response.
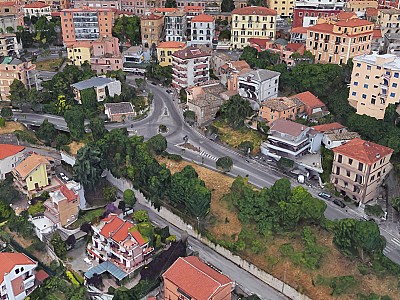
[333,199,346,208]
[318,192,332,200]
[151,82,157,85]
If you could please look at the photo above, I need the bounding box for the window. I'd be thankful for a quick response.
[395,72,399,78]
[356,63,361,67]
[362,94,367,99]
[358,162,363,171]
[338,154,342,163]
[354,81,358,86]
[348,158,353,165]
[391,92,396,97]
[370,175,375,182]
[364,84,368,88]
[393,83,398,88]
[346,170,350,177]
[352,91,357,96]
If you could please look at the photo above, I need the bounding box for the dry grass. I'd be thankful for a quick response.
[0,121,26,134]
[67,141,85,155]
[212,120,265,154]
[158,157,399,300]
[35,58,64,71]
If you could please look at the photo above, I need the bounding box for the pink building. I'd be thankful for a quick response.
[90,37,123,74]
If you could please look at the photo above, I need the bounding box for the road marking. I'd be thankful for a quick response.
[392,238,400,247]
[200,151,218,161]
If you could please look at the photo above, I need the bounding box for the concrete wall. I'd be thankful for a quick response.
[105,170,311,300]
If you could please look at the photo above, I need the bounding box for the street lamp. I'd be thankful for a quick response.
[196,217,200,230]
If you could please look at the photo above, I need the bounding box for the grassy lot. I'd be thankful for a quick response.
[158,157,399,300]
[212,120,266,155]
[69,208,104,229]
[35,58,64,71]
[67,141,85,155]
[0,121,26,134]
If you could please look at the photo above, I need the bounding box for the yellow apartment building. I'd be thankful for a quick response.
[141,13,164,49]
[231,6,277,49]
[12,153,51,192]
[344,0,378,12]
[377,9,400,36]
[306,12,374,65]
[348,53,400,119]
[331,138,393,204]
[267,0,294,17]
[157,41,186,66]
[67,42,92,66]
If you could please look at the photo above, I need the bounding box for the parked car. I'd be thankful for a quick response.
[166,89,173,94]
[333,199,346,208]
[318,192,332,200]
[151,82,157,85]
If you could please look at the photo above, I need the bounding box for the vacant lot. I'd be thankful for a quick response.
[67,141,85,155]
[158,157,399,300]
[0,121,26,134]
[35,58,64,71]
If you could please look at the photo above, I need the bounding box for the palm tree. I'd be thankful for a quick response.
[73,145,103,190]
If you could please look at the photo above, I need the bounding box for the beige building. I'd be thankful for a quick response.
[231,6,277,50]
[157,41,186,66]
[306,12,374,65]
[348,53,400,120]
[141,13,164,49]
[104,102,136,122]
[267,0,294,17]
[258,97,304,124]
[344,0,378,13]
[331,138,393,204]
[377,9,400,36]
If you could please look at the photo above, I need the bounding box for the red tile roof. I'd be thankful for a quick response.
[130,229,147,246]
[291,91,325,109]
[337,11,357,20]
[0,144,24,160]
[35,270,49,282]
[24,1,49,8]
[333,138,393,165]
[158,41,186,49]
[112,221,134,242]
[335,18,374,28]
[291,26,307,34]
[172,46,210,60]
[249,38,270,50]
[0,253,37,283]
[270,118,309,137]
[141,13,163,20]
[11,275,23,296]
[0,2,15,7]
[232,6,277,16]
[184,5,203,12]
[100,215,124,238]
[191,13,214,22]
[373,29,382,38]
[312,122,345,133]
[307,23,335,34]
[60,185,78,201]
[162,256,233,299]
[366,7,378,17]
[286,43,304,52]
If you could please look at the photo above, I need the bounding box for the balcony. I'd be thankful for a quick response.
[194,63,207,69]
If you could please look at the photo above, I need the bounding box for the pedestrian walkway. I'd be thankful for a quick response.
[200,150,218,161]
[384,237,400,255]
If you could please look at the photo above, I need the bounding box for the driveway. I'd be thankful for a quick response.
[67,239,97,274]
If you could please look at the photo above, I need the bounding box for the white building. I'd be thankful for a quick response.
[0,144,25,180]
[165,11,187,42]
[0,34,23,57]
[312,122,360,149]
[238,69,280,103]
[71,77,122,103]
[171,47,211,89]
[123,45,144,65]
[190,14,215,47]
[0,253,39,300]
[23,2,51,19]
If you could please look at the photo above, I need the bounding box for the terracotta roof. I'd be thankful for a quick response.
[14,153,50,179]
[232,6,277,16]
[270,118,309,137]
[151,7,179,13]
[249,38,270,50]
[286,43,304,52]
[184,5,203,12]
[312,122,345,133]
[291,26,307,34]
[0,144,24,160]
[66,41,93,48]
[0,253,37,283]
[35,270,49,282]
[112,221,133,242]
[261,97,302,111]
[12,275,23,296]
[51,11,60,17]
[162,256,233,299]
[130,229,147,246]
[60,185,78,201]
[191,13,214,22]
[366,7,378,17]
[230,60,251,71]
[0,2,15,7]
[373,29,382,38]
[100,214,125,238]
[157,41,186,49]
[335,18,374,27]
[172,46,210,60]
[291,91,325,109]
[141,13,163,20]
[307,23,335,34]
[337,11,357,20]
[333,138,393,165]
[24,1,49,8]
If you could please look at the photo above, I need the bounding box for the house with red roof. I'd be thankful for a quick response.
[190,14,215,47]
[331,138,393,203]
[0,144,25,179]
[290,91,328,117]
[23,1,51,19]
[162,256,234,300]
[87,214,153,276]
[0,252,43,300]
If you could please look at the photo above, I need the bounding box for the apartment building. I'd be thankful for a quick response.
[157,41,186,66]
[384,32,400,55]
[171,46,210,89]
[348,53,400,119]
[23,1,51,19]
[0,253,39,300]
[290,26,308,43]
[86,214,153,277]
[141,13,164,49]
[45,0,70,11]
[231,6,277,49]
[0,1,24,32]
[344,0,378,13]
[0,34,22,57]
[73,0,121,9]
[331,138,393,204]
[162,256,234,300]
[258,97,304,123]
[377,8,400,36]
[184,5,203,26]
[292,0,344,28]
[378,0,400,9]
[71,76,121,103]
[90,36,122,74]
[267,0,294,17]
[0,57,35,101]
[0,144,24,180]
[60,7,115,44]
[66,41,92,65]
[165,10,187,42]
[189,13,215,47]
[306,12,374,65]
[237,69,280,103]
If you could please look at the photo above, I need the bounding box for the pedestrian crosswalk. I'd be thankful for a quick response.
[200,150,218,161]
[383,238,400,255]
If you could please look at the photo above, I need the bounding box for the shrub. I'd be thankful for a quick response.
[165,235,176,244]
[330,276,357,296]
[66,270,80,287]
[0,117,5,127]
[364,204,385,218]
[279,243,294,257]
[216,156,233,173]
[27,201,45,216]
[108,286,116,295]
[132,210,149,223]
[238,141,253,154]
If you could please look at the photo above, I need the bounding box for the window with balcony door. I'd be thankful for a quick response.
[358,162,363,171]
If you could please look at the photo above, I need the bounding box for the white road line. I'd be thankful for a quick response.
[392,238,400,247]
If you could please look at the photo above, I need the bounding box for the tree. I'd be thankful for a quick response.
[103,186,117,202]
[55,133,70,149]
[218,30,231,40]
[353,220,384,260]
[216,156,233,172]
[183,110,196,123]
[179,88,187,103]
[392,197,400,211]
[146,134,167,154]
[0,117,5,127]
[1,107,12,118]
[37,119,57,145]
[80,87,98,116]
[33,16,57,46]
[64,106,85,140]
[112,16,141,45]
[50,232,67,259]
[271,178,291,203]
[0,176,21,205]
[123,189,136,208]
[66,234,76,249]
[238,141,253,154]
[89,117,107,141]
[132,210,149,223]
[221,0,234,12]
[186,182,211,218]
[9,79,28,106]
[220,95,253,129]
[73,144,104,189]
[165,0,177,7]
